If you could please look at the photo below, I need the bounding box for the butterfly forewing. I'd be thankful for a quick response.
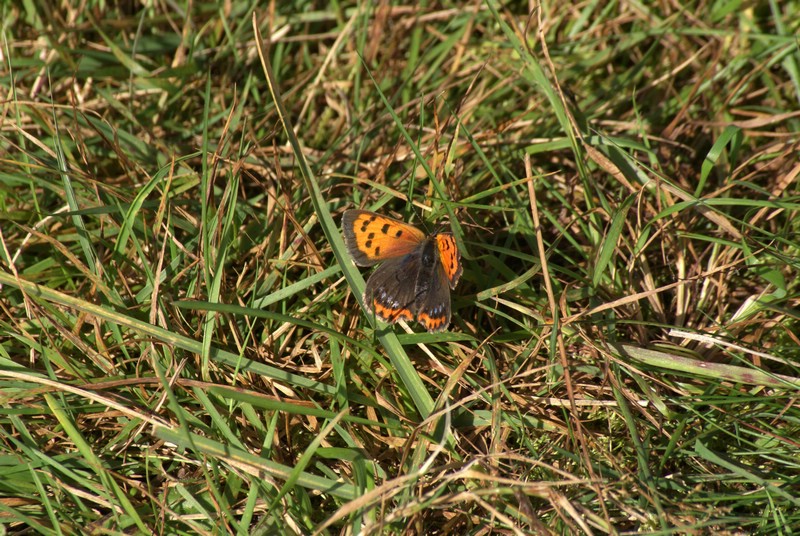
[435,233,462,288]
[342,210,426,266]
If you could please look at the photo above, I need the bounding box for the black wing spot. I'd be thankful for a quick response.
[365,240,372,248]
[374,246,380,256]
[395,229,403,238]
[368,232,375,239]
[381,224,390,234]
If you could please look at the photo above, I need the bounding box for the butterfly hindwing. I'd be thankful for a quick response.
[342,210,426,266]
[363,251,422,324]
[414,238,453,332]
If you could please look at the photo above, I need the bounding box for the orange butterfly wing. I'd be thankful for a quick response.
[342,210,426,266]
[435,233,463,289]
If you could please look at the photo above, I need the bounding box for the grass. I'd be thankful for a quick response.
[1,1,800,534]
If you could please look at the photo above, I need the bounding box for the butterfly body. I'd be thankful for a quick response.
[342,210,462,332]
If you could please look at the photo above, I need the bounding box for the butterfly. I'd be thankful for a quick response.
[342,209,463,332]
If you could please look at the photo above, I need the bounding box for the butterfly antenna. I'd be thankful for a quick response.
[408,202,432,234]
